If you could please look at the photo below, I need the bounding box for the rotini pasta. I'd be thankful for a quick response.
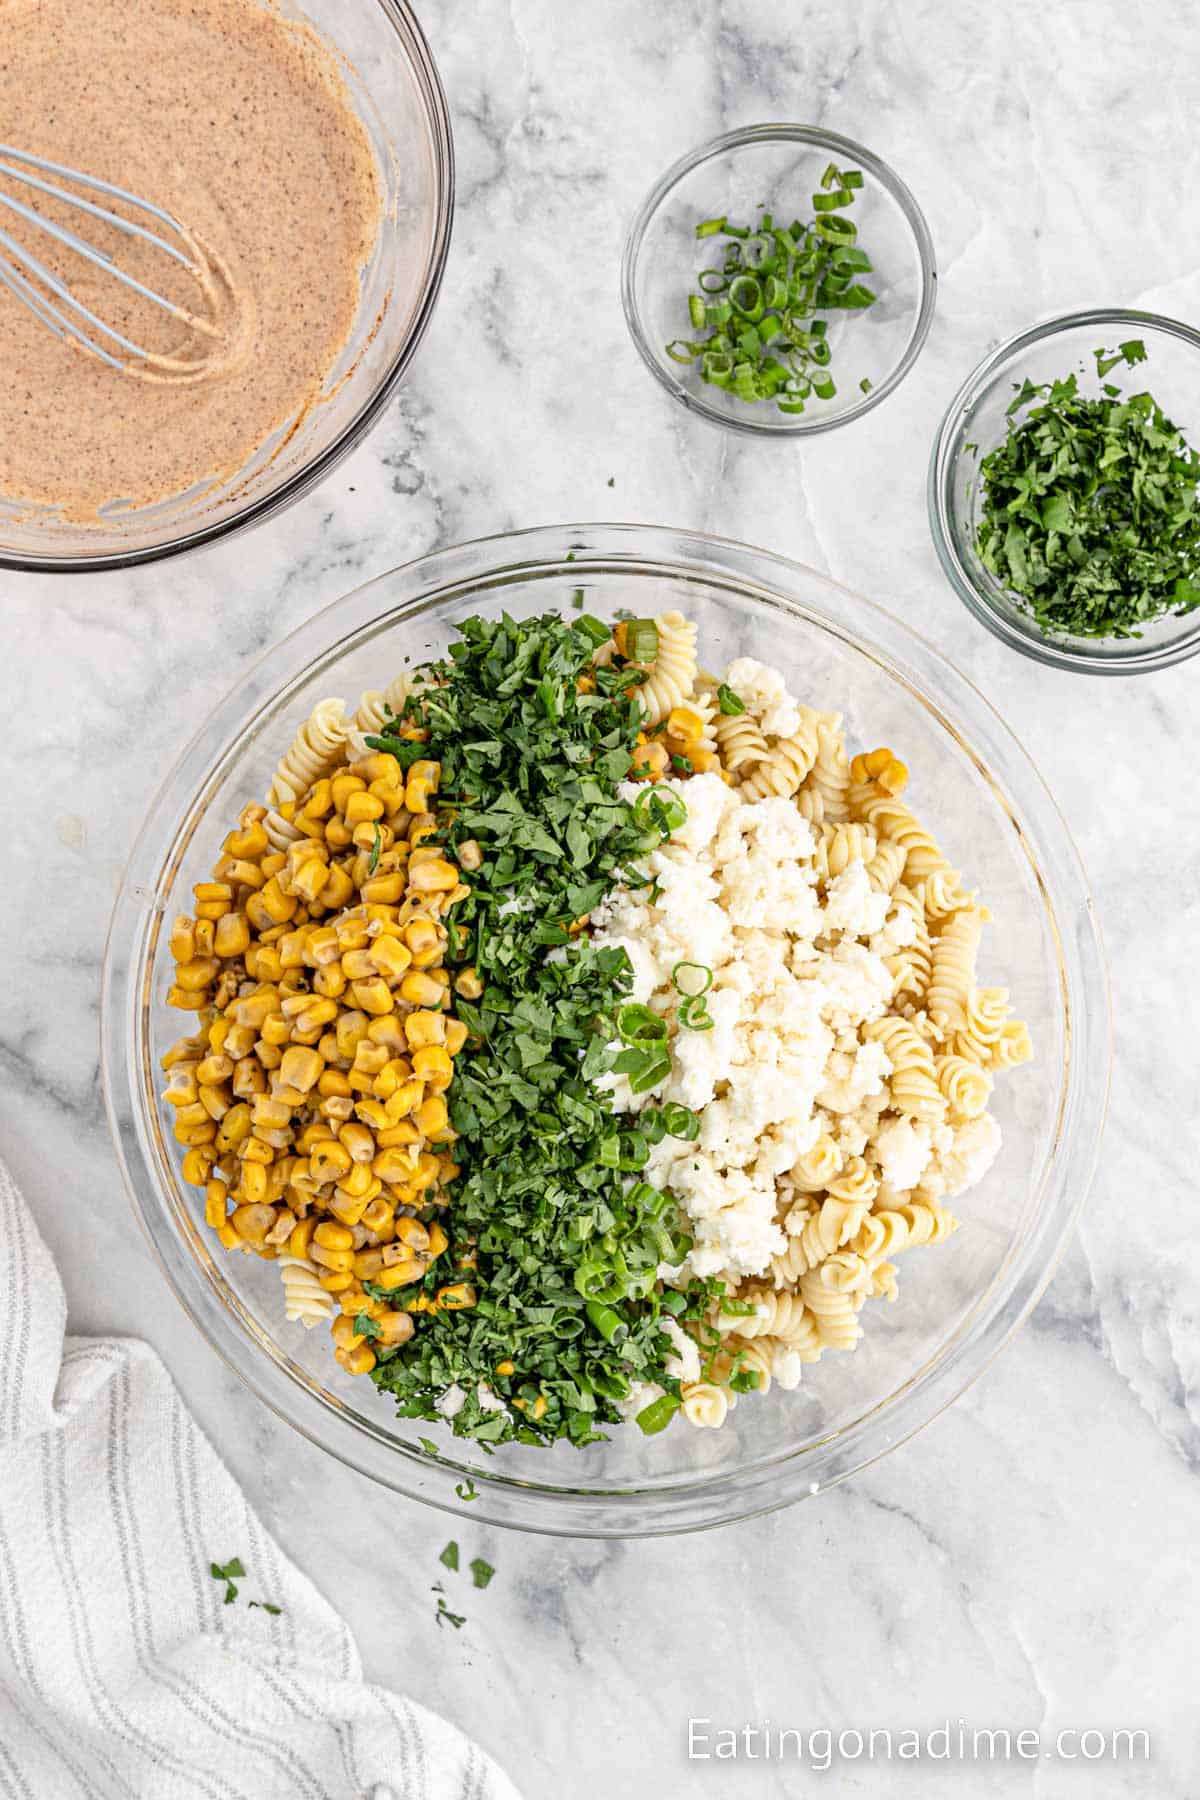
[628,610,698,725]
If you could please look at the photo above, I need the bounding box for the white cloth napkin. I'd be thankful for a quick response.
[0,1156,520,1800]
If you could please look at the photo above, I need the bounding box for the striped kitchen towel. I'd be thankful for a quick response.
[0,1156,520,1800]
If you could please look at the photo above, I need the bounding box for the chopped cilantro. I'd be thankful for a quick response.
[248,1601,283,1616]
[209,1557,244,1605]
[418,1436,439,1456]
[367,612,700,1446]
[439,1541,460,1572]
[976,344,1200,638]
[435,1596,467,1630]
[455,1478,479,1503]
[469,1557,495,1590]
[715,683,745,716]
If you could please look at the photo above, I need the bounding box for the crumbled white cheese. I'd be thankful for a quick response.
[475,1383,508,1415]
[724,656,801,738]
[435,1383,466,1419]
[873,1117,934,1193]
[936,1114,1001,1196]
[662,1315,702,1383]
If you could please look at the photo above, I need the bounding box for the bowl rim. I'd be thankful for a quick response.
[101,521,1111,1535]
[0,0,455,577]
[620,122,938,438]
[928,305,1200,675]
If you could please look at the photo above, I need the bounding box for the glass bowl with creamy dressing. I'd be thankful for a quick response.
[102,523,1110,1536]
[0,0,452,573]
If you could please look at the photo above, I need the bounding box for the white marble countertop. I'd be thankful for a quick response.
[3,0,1198,1794]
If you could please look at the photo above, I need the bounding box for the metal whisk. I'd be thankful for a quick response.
[0,144,224,379]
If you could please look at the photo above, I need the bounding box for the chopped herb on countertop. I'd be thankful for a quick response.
[367,611,701,1447]
[455,1478,479,1503]
[664,165,877,412]
[210,1557,244,1605]
[434,1589,467,1630]
[439,1541,460,1572]
[976,340,1200,638]
[469,1557,495,1590]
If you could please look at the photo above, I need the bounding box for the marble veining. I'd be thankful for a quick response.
[2,0,1198,1794]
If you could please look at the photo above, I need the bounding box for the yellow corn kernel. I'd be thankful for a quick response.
[309,1139,353,1185]
[279,1045,323,1094]
[330,771,365,811]
[174,956,220,993]
[850,746,909,796]
[401,1014,443,1058]
[412,1045,453,1092]
[340,947,376,980]
[454,966,483,1000]
[368,932,412,980]
[329,1188,373,1228]
[392,1216,431,1253]
[231,988,279,1030]
[318,1068,352,1098]
[630,740,670,780]
[216,1222,243,1253]
[370,1145,416,1186]
[231,1202,275,1244]
[372,1257,426,1290]
[319,864,355,909]
[345,789,386,827]
[375,1310,414,1347]
[335,1343,377,1376]
[529,1395,548,1421]
[180,1146,214,1187]
[359,871,406,905]
[204,1179,229,1230]
[402,916,440,958]
[376,1120,420,1149]
[193,881,234,920]
[318,1269,356,1293]
[313,1220,355,1252]
[167,985,208,1012]
[665,705,705,749]
[195,1052,233,1086]
[397,969,443,1010]
[495,1359,515,1378]
[688,747,719,774]
[342,1161,378,1200]
[330,1314,364,1351]
[240,1135,275,1166]
[426,1222,449,1259]
[174,1116,217,1147]
[311,1243,355,1274]
[163,1066,199,1108]
[444,1019,468,1057]
[353,1247,385,1280]
[224,820,269,860]
[354,1097,391,1132]
[231,1058,267,1099]
[288,1216,317,1258]
[312,965,345,1000]
[337,1120,376,1163]
[372,1057,409,1100]
[237,1160,270,1204]
[436,1154,460,1183]
[198,1082,232,1122]
[412,1151,441,1192]
[215,1103,252,1152]
[351,977,394,1017]
[436,1283,476,1312]
[455,838,482,872]
[169,916,197,963]
[258,1011,291,1047]
[415,1095,449,1137]
[360,1195,396,1237]
[335,1010,369,1061]
[406,856,458,893]
[193,919,216,958]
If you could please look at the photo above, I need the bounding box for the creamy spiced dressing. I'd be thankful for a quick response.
[0,0,381,519]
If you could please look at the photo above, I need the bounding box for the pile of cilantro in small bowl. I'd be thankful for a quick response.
[974,339,1200,639]
[361,609,725,1448]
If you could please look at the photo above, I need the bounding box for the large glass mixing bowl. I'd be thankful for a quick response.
[101,524,1110,1535]
[0,0,452,573]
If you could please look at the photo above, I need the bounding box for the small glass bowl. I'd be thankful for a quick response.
[621,124,936,438]
[102,522,1109,1537]
[929,308,1200,674]
[0,0,453,574]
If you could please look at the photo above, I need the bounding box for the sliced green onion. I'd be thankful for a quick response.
[622,618,660,663]
[636,1393,681,1435]
[671,961,713,998]
[688,294,706,329]
[697,268,728,294]
[664,339,701,363]
[728,274,763,317]
[678,993,715,1032]
[616,1003,668,1045]
[695,216,727,237]
[658,1102,700,1141]
[586,1300,628,1344]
